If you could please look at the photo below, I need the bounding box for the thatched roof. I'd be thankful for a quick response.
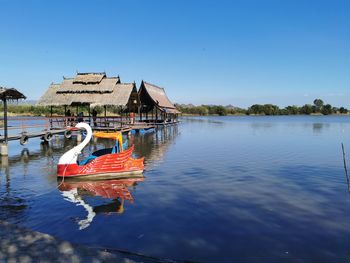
[90,83,137,107]
[139,81,180,113]
[58,77,119,93]
[0,87,26,101]
[37,83,62,106]
[73,73,106,84]
[37,73,134,107]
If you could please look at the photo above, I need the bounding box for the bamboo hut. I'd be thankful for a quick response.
[37,72,139,115]
[138,81,180,123]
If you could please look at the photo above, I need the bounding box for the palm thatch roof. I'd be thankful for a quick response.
[0,87,26,101]
[59,77,119,93]
[73,72,106,84]
[37,84,61,106]
[37,73,136,107]
[139,81,180,114]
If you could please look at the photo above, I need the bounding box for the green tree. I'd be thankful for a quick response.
[340,107,348,114]
[248,104,265,115]
[196,106,209,115]
[215,105,227,116]
[321,104,332,115]
[332,107,339,114]
[313,99,324,107]
[284,105,299,115]
[300,104,313,115]
[262,104,280,115]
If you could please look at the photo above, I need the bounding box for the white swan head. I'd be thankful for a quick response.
[58,123,93,165]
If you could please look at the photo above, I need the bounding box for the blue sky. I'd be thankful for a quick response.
[0,0,349,107]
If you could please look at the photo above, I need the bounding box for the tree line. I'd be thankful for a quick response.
[0,99,348,116]
[176,99,349,116]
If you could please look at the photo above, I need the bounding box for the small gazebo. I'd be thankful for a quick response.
[0,87,26,155]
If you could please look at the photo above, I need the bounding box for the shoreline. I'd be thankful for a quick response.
[0,220,159,263]
[1,112,350,117]
[180,113,350,117]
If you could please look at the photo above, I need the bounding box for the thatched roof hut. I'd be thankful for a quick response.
[0,87,26,101]
[139,81,180,114]
[37,73,138,111]
[0,87,26,144]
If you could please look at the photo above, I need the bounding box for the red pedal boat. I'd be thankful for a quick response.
[57,122,144,179]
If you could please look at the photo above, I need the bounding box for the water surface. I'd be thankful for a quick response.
[1,116,350,262]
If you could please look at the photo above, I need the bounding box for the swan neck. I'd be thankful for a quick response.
[58,123,92,165]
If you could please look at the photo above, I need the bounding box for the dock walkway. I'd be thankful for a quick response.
[0,129,67,143]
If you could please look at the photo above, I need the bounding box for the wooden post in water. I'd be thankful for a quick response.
[3,98,8,143]
[1,98,9,156]
[342,143,350,192]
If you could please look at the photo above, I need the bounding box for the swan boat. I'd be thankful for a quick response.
[57,122,144,179]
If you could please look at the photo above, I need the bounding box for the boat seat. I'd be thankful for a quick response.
[78,155,97,165]
[78,147,114,165]
[79,139,128,165]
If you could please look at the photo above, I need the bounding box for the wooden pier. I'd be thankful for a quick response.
[1,76,180,156]
[0,113,177,156]
[0,115,159,147]
[0,129,67,143]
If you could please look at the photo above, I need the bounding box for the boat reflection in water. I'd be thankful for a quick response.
[58,177,144,230]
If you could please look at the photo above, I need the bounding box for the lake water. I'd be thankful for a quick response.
[1,116,350,262]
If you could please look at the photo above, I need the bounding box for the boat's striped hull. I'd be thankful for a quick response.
[57,146,144,178]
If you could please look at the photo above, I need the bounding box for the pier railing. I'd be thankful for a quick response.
[0,117,50,134]
[48,116,132,130]
[0,115,176,141]
[0,116,133,143]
